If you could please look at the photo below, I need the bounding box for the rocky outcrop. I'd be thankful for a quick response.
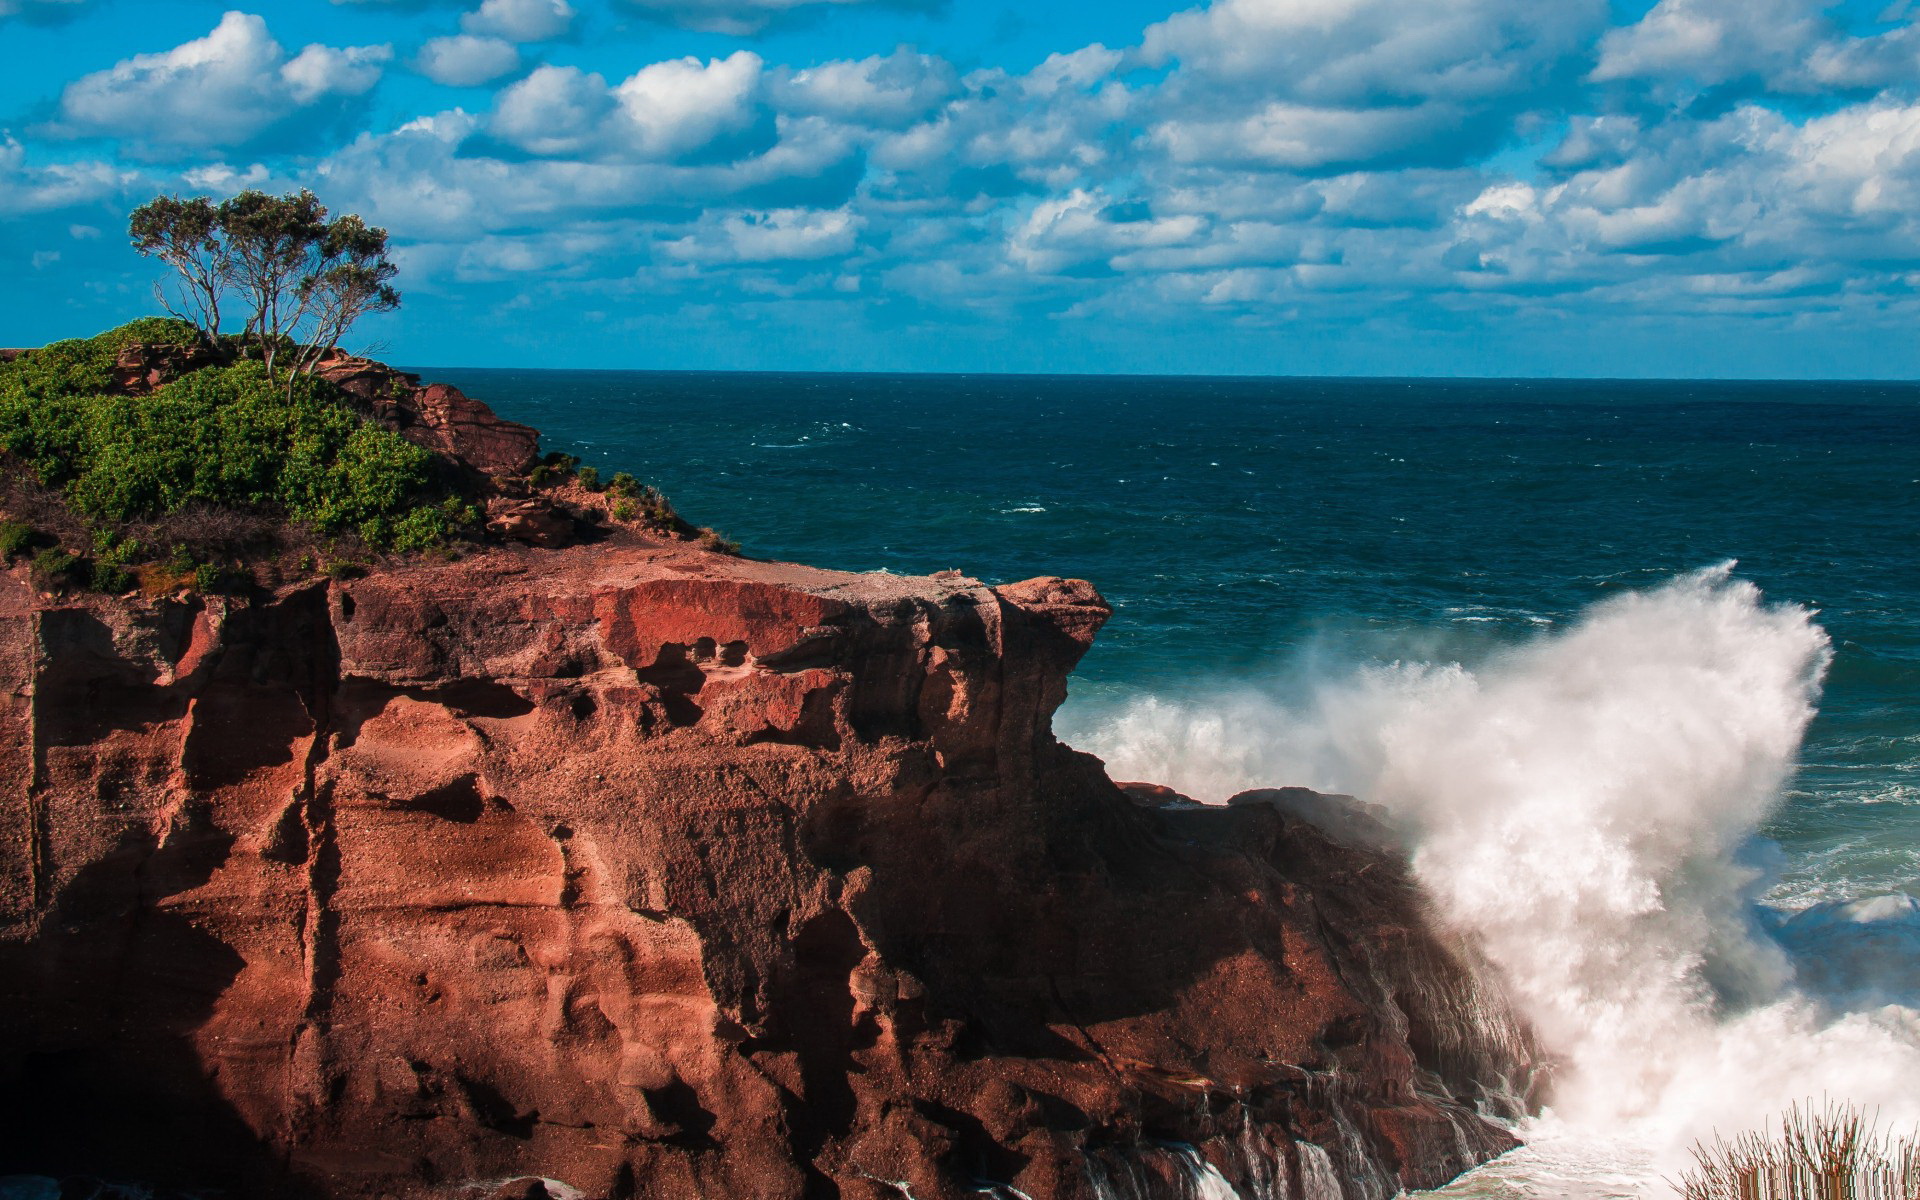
[310,351,540,478]
[111,341,220,394]
[0,539,1535,1200]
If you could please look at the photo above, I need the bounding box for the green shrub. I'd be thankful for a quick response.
[0,317,202,402]
[528,464,553,488]
[1,354,462,551]
[0,520,31,559]
[607,472,639,498]
[576,466,600,491]
[610,498,637,522]
[89,561,135,594]
[697,528,741,555]
[192,562,250,594]
[30,547,77,583]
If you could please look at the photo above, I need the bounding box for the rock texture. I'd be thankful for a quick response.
[111,341,221,394]
[310,352,540,479]
[0,539,1535,1200]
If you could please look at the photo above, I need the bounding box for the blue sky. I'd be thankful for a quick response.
[5,0,1920,376]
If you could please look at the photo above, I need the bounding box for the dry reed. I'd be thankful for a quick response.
[1675,1101,1920,1200]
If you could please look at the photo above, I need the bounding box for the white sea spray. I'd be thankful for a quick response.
[1069,564,1920,1196]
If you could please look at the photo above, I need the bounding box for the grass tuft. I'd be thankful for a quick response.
[1675,1100,1920,1200]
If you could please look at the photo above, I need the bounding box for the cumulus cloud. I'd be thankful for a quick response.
[1142,0,1607,102]
[613,0,939,37]
[1132,0,1611,174]
[54,11,390,156]
[773,49,958,129]
[19,0,1920,363]
[0,135,131,214]
[1593,0,1920,94]
[462,0,574,42]
[663,207,863,262]
[417,34,520,87]
[1008,189,1207,273]
[490,53,771,161]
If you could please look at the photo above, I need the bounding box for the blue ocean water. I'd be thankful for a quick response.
[430,368,1920,909]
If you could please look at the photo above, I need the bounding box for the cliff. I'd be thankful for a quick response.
[0,533,1536,1200]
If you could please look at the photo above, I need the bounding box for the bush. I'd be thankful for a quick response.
[0,520,31,559]
[192,562,250,595]
[576,466,600,491]
[607,472,640,498]
[89,561,134,594]
[0,317,202,402]
[697,528,740,555]
[1,353,462,551]
[610,498,637,522]
[30,547,78,584]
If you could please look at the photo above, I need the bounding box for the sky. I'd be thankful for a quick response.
[5,0,1920,376]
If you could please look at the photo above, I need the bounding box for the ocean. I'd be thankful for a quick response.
[429,367,1920,1198]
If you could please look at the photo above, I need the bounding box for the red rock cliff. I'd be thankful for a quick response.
[0,538,1534,1200]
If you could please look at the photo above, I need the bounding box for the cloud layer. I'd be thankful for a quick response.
[10,0,1920,373]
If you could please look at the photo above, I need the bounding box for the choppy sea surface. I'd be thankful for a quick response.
[429,367,1920,1198]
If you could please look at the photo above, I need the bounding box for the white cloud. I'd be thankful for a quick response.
[1134,0,1607,176]
[664,207,863,262]
[1593,0,1920,93]
[55,11,390,156]
[1008,189,1207,273]
[490,52,769,161]
[1142,0,1607,103]
[1150,100,1475,171]
[462,0,574,42]
[774,49,957,129]
[417,34,521,87]
[0,135,130,214]
[315,105,860,242]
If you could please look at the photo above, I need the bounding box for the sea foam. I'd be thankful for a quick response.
[1071,564,1920,1196]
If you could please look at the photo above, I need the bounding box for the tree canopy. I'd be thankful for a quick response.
[128,189,401,382]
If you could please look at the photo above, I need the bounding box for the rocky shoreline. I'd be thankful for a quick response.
[0,370,1538,1199]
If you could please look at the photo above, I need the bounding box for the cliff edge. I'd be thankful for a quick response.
[0,339,1537,1200]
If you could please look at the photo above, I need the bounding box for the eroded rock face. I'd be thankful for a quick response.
[110,341,220,393]
[0,541,1535,1200]
[310,352,540,478]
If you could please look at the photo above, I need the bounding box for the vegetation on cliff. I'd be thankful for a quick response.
[0,189,737,598]
[0,317,479,592]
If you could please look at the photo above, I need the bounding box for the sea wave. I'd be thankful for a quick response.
[1070,564,1920,1197]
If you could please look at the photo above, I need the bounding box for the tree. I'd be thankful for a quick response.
[216,189,329,383]
[126,189,402,386]
[128,195,229,343]
[286,214,401,379]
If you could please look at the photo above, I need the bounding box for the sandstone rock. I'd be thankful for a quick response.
[409,383,540,477]
[0,541,1537,1199]
[109,341,219,394]
[485,498,578,548]
[312,351,540,478]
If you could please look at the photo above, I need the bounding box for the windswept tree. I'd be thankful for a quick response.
[286,214,401,379]
[128,195,229,343]
[217,188,330,382]
[127,189,401,386]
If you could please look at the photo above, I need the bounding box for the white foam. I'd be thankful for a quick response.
[1071,564,1920,1194]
